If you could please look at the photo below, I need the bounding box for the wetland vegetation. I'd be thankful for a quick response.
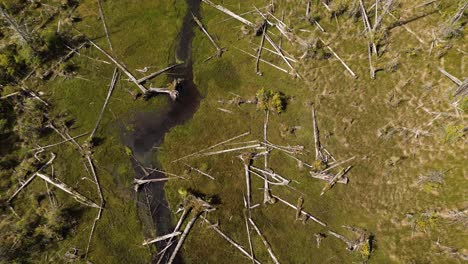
[0,0,466,263]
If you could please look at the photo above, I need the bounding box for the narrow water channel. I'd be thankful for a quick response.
[122,0,201,263]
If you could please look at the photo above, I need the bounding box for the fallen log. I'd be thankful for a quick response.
[201,0,256,27]
[88,39,148,94]
[202,217,262,264]
[97,0,113,51]
[168,212,202,264]
[136,64,182,84]
[250,166,290,186]
[36,173,100,208]
[256,21,267,75]
[310,171,349,184]
[233,46,289,74]
[320,166,352,196]
[263,110,272,203]
[312,105,324,161]
[243,205,256,264]
[173,131,250,162]
[192,13,225,58]
[184,163,215,180]
[249,218,280,264]
[319,38,357,78]
[147,87,179,100]
[156,208,191,263]
[90,68,119,139]
[84,155,105,257]
[203,144,262,156]
[272,194,326,226]
[7,153,56,203]
[143,231,182,246]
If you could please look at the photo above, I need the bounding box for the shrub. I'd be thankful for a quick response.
[255,88,286,114]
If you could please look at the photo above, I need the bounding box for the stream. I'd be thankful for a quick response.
[122,0,201,263]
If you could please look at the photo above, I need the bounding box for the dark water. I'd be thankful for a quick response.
[122,0,201,263]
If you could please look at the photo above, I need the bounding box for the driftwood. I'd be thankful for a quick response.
[36,173,100,208]
[172,131,250,162]
[136,64,182,84]
[272,194,326,226]
[90,68,119,139]
[192,13,225,58]
[201,217,262,264]
[249,218,280,264]
[7,153,56,203]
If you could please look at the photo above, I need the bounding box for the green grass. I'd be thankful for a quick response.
[157,0,467,263]
[2,0,466,263]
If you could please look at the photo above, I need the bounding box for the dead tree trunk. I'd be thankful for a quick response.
[88,40,148,94]
[7,153,56,203]
[192,13,225,57]
[136,64,182,84]
[167,211,202,264]
[90,68,119,139]
[312,105,323,161]
[97,0,114,51]
[201,0,256,27]
[85,155,105,258]
[319,38,357,78]
[0,6,32,45]
[256,22,267,75]
[272,194,326,226]
[249,218,280,264]
[156,208,191,263]
[172,131,250,162]
[263,110,272,203]
[202,216,261,264]
[36,173,100,208]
